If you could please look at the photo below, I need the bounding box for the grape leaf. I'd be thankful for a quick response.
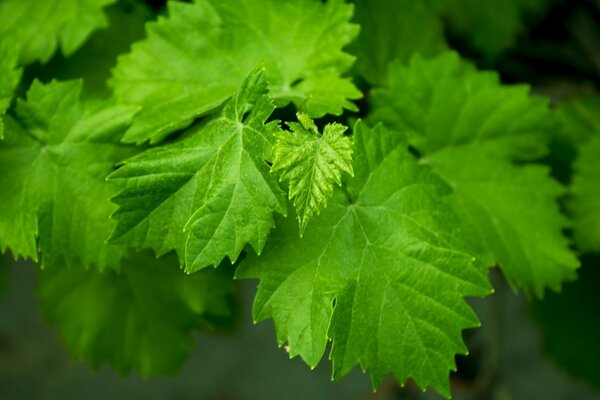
[0,253,7,296]
[111,0,361,144]
[0,0,115,64]
[272,114,353,235]
[532,260,600,392]
[38,251,235,376]
[0,80,138,268]
[369,53,552,160]
[556,95,600,252]
[237,122,491,398]
[551,95,600,171]
[350,0,447,85]
[429,146,578,296]
[369,52,578,296]
[433,0,552,59]
[0,40,22,139]
[29,0,154,99]
[110,70,286,273]
[557,95,600,146]
[572,136,600,253]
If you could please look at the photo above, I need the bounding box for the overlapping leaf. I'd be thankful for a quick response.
[34,0,154,98]
[557,95,600,146]
[429,146,577,296]
[0,40,22,139]
[369,53,552,160]
[0,253,6,295]
[110,70,286,273]
[572,136,600,252]
[350,0,447,85]
[369,52,578,296]
[433,0,552,59]
[238,122,491,398]
[271,114,353,234]
[111,0,361,144]
[0,80,138,268]
[532,261,600,391]
[0,0,115,64]
[38,251,234,375]
[555,95,600,252]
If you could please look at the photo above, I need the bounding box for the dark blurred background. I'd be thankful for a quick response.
[1,259,599,400]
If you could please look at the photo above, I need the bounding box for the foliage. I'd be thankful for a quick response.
[532,258,600,391]
[433,0,553,60]
[38,251,235,375]
[369,53,579,296]
[109,70,286,273]
[0,0,598,398]
[238,122,491,397]
[271,113,354,234]
[0,0,115,64]
[0,80,138,267]
[110,0,361,144]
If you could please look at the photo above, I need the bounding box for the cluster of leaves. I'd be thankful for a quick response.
[0,0,598,398]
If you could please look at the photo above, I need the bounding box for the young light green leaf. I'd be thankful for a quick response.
[0,40,22,139]
[572,136,600,253]
[237,122,491,399]
[0,80,138,268]
[38,251,235,376]
[110,70,286,273]
[111,0,361,144]
[369,52,578,296]
[272,114,353,235]
[350,0,447,85]
[0,0,115,64]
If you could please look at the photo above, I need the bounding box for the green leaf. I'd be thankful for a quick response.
[369,52,578,296]
[0,80,138,268]
[237,122,491,398]
[557,95,600,146]
[111,0,361,144]
[350,0,447,85]
[572,136,600,253]
[110,70,286,273]
[429,146,578,296]
[552,95,600,170]
[0,40,22,139]
[369,52,552,160]
[0,0,115,64]
[272,114,353,235]
[532,260,600,391]
[0,253,7,296]
[38,251,235,376]
[433,0,552,59]
[28,0,154,99]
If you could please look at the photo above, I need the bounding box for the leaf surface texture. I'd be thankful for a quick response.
[111,0,361,143]
[0,80,138,268]
[238,122,491,397]
[110,70,286,272]
[369,52,578,296]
